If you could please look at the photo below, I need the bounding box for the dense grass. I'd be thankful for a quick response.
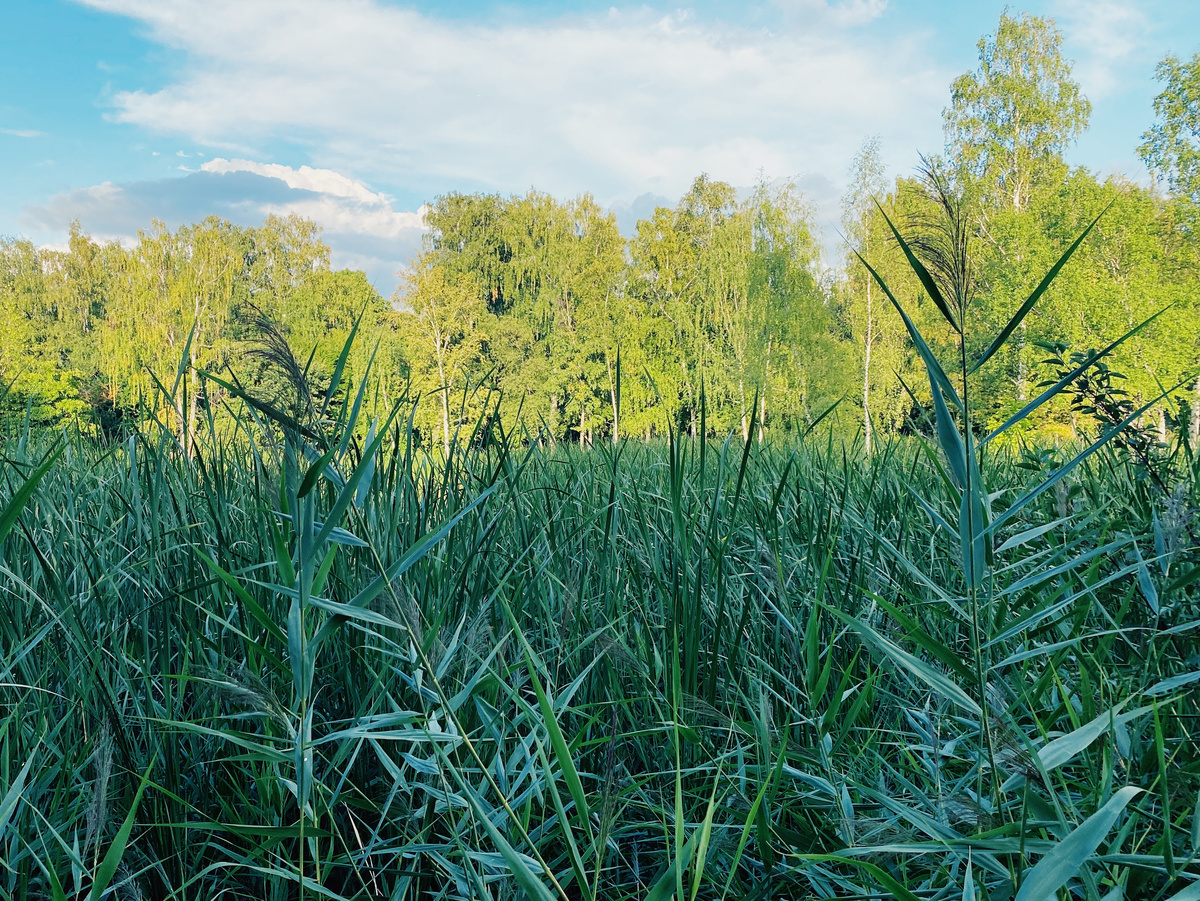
[2,387,1199,900]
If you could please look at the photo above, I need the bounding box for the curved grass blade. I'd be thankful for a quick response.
[497,595,595,848]
[822,603,981,716]
[310,484,495,647]
[931,372,966,490]
[877,202,961,334]
[1165,881,1200,901]
[960,481,986,591]
[646,830,698,901]
[0,752,35,839]
[793,854,923,901]
[312,403,401,550]
[320,309,363,418]
[854,250,962,410]
[1038,704,1151,771]
[448,769,561,901]
[0,441,65,546]
[1146,672,1200,698]
[801,394,845,439]
[298,446,336,499]
[972,204,1110,373]
[199,369,324,443]
[1014,786,1141,901]
[990,375,1192,534]
[870,592,973,680]
[194,548,289,645]
[90,754,157,901]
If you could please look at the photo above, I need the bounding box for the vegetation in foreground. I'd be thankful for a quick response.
[5,11,1200,899]
[6,11,1200,453]
[2,299,1200,900]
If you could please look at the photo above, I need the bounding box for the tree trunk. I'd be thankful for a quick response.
[1190,376,1200,447]
[434,333,452,456]
[607,354,619,445]
[437,362,450,457]
[186,302,201,460]
[175,390,188,459]
[862,280,873,456]
[549,394,559,449]
[186,369,199,461]
[740,380,749,442]
[761,338,772,445]
[1017,321,1028,401]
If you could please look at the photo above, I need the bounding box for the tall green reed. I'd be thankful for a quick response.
[835,164,1199,899]
[0,280,1197,899]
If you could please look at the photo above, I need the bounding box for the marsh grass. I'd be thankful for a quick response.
[2,218,1200,898]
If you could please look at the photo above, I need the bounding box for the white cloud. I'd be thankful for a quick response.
[2,128,47,138]
[200,157,416,220]
[1053,0,1152,99]
[22,160,426,294]
[73,0,943,204]
[198,158,428,241]
[776,0,888,29]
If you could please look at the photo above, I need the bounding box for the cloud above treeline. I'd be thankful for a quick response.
[24,159,427,293]
[75,0,946,200]
[32,0,1155,292]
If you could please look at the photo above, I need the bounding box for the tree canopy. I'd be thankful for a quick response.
[944,11,1090,212]
[3,10,1199,452]
[1140,52,1200,207]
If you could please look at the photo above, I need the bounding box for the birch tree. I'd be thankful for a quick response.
[944,11,1090,212]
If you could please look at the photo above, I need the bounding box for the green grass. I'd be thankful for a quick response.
[0,400,1198,900]
[4,190,1200,899]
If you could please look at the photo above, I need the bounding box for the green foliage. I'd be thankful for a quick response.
[839,158,1200,901]
[1039,340,1173,491]
[0,215,390,444]
[7,9,1200,899]
[2,162,1197,454]
[1141,52,1200,206]
[402,176,845,448]
[1,361,1198,898]
[944,10,1091,212]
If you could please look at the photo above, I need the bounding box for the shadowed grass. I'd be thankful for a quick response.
[1,323,1199,898]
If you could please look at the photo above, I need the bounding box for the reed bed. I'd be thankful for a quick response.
[4,190,1200,899]
[0,393,1197,899]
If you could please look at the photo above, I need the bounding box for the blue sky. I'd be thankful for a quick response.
[3,0,1199,293]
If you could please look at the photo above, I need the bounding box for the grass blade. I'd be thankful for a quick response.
[822,603,981,716]
[982,305,1173,447]
[1013,786,1141,901]
[90,754,157,901]
[877,202,961,334]
[972,204,1109,373]
[854,249,962,410]
[0,441,64,545]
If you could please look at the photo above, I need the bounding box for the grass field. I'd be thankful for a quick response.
[5,198,1200,900]
[1,380,1199,900]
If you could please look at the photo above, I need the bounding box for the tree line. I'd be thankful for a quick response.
[4,10,1200,451]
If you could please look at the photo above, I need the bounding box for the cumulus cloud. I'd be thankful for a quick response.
[775,0,888,29]
[23,160,426,293]
[73,0,944,206]
[1053,0,1152,100]
[200,158,425,241]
